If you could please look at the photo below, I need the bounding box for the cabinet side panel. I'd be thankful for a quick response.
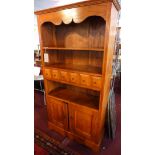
[99,3,118,140]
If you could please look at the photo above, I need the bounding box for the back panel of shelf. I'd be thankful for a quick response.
[41,16,106,49]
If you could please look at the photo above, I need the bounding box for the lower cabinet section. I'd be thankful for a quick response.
[46,96,100,151]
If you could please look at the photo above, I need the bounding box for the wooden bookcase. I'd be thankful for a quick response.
[35,0,120,151]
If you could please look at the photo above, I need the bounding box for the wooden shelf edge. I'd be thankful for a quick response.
[42,47,104,52]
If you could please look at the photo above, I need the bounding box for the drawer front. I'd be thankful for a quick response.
[44,69,51,79]
[91,76,102,89]
[80,74,91,87]
[70,72,79,84]
[60,71,69,82]
[52,70,59,80]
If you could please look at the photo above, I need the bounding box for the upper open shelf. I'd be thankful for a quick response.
[41,16,106,49]
[43,49,103,75]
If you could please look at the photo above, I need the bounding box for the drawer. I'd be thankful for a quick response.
[44,69,51,79]
[51,70,59,80]
[80,74,91,87]
[91,76,102,89]
[70,72,79,84]
[60,71,69,82]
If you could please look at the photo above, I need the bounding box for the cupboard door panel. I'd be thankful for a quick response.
[47,97,68,129]
[69,104,98,140]
[91,76,102,89]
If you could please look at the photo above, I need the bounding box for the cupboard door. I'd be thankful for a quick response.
[51,69,59,80]
[60,71,69,82]
[70,72,79,84]
[80,74,91,87]
[69,104,98,140]
[44,69,51,79]
[47,97,68,129]
[91,76,102,89]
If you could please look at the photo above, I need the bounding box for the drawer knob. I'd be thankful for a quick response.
[72,78,74,80]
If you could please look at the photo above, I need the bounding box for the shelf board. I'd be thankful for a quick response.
[42,47,104,52]
[48,87,99,110]
[45,63,102,76]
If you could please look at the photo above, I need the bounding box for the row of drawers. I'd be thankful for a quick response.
[44,68,102,90]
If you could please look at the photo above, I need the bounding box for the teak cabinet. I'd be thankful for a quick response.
[35,0,120,151]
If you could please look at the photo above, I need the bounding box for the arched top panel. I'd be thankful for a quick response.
[38,3,107,26]
[41,15,105,27]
